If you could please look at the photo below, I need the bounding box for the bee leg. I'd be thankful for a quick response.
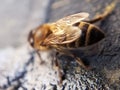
[66,52,91,70]
[58,49,91,70]
[36,50,45,64]
[65,53,91,70]
[56,48,92,70]
[52,52,64,86]
[86,0,117,23]
[75,57,92,70]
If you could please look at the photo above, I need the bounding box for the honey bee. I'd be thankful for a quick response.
[28,0,116,84]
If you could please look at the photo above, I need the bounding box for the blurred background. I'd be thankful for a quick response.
[0,0,51,49]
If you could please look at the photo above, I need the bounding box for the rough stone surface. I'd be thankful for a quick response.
[0,45,110,90]
[0,0,120,90]
[0,45,60,90]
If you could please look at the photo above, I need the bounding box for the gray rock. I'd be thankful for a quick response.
[0,45,61,90]
[0,44,110,90]
[0,0,120,90]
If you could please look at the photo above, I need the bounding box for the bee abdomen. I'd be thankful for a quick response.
[65,22,89,48]
[66,21,105,48]
[64,21,105,49]
[78,22,89,46]
[86,24,105,46]
[79,21,105,47]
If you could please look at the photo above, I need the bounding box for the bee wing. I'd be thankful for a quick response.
[49,12,89,36]
[44,26,82,44]
[56,12,89,25]
[44,12,88,44]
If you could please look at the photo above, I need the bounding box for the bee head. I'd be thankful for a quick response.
[28,25,50,50]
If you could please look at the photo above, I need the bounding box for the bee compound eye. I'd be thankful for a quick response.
[28,30,34,47]
[29,37,34,47]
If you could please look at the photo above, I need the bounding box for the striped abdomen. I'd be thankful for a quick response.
[63,21,105,48]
